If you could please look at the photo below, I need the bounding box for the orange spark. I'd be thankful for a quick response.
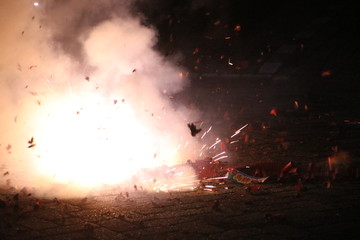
[321,70,332,77]
[270,108,277,116]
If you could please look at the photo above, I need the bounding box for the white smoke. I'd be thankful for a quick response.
[0,0,201,198]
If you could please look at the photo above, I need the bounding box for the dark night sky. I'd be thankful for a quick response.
[134,1,360,134]
[134,1,357,71]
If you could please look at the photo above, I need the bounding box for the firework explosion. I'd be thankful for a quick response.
[0,0,206,197]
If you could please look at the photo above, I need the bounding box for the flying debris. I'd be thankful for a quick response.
[6,144,12,154]
[28,137,36,148]
[28,65,37,70]
[227,168,269,184]
[187,123,202,137]
[270,108,277,116]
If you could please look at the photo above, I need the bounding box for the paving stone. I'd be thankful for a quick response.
[92,227,127,240]
[143,215,194,228]
[175,220,223,235]
[99,218,139,233]
[218,229,247,240]
[258,62,282,74]
[294,31,315,39]
[17,216,58,230]
[275,45,298,55]
[42,224,85,237]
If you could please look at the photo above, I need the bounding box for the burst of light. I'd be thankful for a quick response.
[34,2,39,7]
[27,91,187,189]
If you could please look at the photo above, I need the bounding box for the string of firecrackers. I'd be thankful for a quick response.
[227,168,269,184]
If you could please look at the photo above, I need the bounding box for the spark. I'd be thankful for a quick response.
[67,80,72,94]
[165,167,177,174]
[173,171,184,177]
[205,176,228,180]
[46,77,55,92]
[230,124,248,138]
[212,151,226,159]
[294,101,299,109]
[201,126,212,139]
[34,2,39,7]
[213,155,228,161]
[270,108,277,116]
[209,138,221,149]
[201,131,207,139]
[200,144,207,151]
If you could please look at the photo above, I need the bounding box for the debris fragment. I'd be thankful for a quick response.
[213,20,221,26]
[234,25,241,31]
[28,65,37,70]
[227,168,269,184]
[6,144,12,154]
[325,180,331,189]
[279,161,293,179]
[28,137,36,148]
[321,70,332,77]
[294,101,299,109]
[188,123,202,137]
[270,108,277,116]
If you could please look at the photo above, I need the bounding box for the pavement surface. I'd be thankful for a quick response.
[1,179,360,240]
[1,2,360,240]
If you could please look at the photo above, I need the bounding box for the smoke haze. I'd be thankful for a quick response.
[0,0,201,198]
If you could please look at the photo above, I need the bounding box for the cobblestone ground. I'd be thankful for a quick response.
[1,178,360,240]
[2,2,360,240]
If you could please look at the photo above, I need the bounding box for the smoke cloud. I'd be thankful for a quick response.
[0,0,201,198]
